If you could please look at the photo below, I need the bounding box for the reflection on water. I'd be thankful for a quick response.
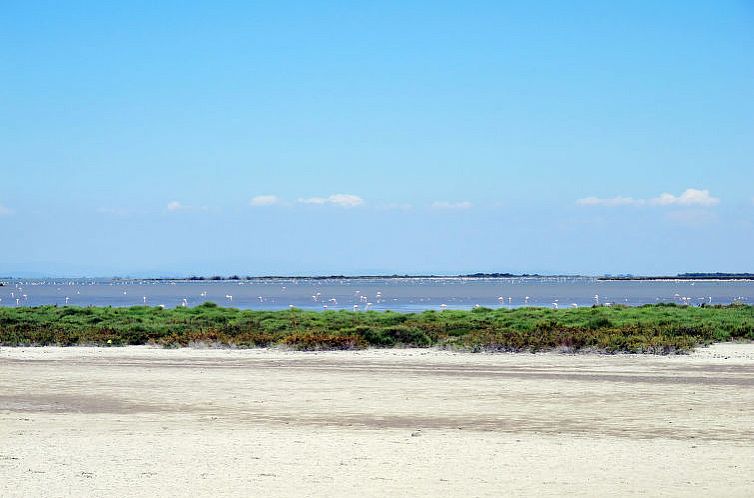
[1,277,752,312]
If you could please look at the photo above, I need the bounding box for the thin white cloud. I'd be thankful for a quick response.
[166,201,208,212]
[577,188,720,208]
[576,196,643,207]
[650,188,719,207]
[431,201,473,210]
[0,203,13,216]
[250,195,280,207]
[298,194,364,208]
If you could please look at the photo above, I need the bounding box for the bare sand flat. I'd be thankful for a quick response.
[1,344,753,497]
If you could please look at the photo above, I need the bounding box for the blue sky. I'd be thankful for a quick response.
[1,1,753,276]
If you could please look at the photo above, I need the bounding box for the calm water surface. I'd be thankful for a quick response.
[1,277,752,312]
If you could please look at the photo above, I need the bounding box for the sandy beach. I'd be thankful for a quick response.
[1,344,753,497]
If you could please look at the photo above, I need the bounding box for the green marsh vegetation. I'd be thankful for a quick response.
[1,302,753,353]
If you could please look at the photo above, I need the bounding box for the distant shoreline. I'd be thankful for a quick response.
[598,275,754,282]
[2,272,753,282]
[119,272,754,282]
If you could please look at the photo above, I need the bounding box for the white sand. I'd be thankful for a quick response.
[1,344,753,497]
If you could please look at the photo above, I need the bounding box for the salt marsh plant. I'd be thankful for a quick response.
[0,302,752,354]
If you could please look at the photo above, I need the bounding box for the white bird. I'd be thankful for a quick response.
[225,294,233,302]
[552,302,559,309]
[440,304,448,310]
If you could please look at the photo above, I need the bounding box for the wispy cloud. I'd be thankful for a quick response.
[431,201,473,210]
[166,201,208,212]
[167,201,186,211]
[0,203,14,216]
[250,195,280,207]
[576,196,642,207]
[298,194,364,208]
[577,188,720,208]
[651,189,719,206]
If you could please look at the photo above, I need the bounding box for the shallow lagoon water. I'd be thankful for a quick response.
[1,277,752,311]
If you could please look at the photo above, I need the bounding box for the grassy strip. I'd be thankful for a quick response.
[1,303,753,353]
